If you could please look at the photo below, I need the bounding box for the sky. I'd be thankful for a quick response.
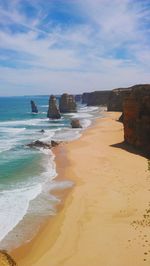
[0,0,150,96]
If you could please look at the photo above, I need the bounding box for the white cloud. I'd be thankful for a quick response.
[0,0,150,95]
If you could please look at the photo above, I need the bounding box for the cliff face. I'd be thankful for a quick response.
[82,91,110,106]
[82,93,90,104]
[47,95,61,119]
[31,100,38,113]
[107,88,132,111]
[123,85,150,154]
[75,94,82,102]
[87,91,111,106]
[59,93,77,113]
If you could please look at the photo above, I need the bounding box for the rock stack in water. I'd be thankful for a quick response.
[71,119,82,128]
[47,95,61,119]
[123,84,150,155]
[31,100,38,113]
[59,93,77,113]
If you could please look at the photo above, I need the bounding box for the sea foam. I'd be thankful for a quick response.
[0,184,42,242]
[0,99,102,249]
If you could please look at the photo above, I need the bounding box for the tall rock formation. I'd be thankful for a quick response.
[123,84,150,155]
[59,93,77,113]
[107,88,132,111]
[31,100,38,113]
[47,95,61,119]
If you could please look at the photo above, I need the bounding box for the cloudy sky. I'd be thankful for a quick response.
[0,0,150,96]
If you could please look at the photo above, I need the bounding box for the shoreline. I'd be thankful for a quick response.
[11,112,150,265]
[9,142,74,261]
[0,107,100,254]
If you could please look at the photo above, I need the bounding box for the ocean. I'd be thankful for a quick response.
[0,95,102,250]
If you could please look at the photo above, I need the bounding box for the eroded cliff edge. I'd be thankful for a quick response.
[123,85,150,155]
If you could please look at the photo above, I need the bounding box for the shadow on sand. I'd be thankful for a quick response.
[110,141,150,160]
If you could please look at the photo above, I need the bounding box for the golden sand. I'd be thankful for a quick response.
[11,112,150,266]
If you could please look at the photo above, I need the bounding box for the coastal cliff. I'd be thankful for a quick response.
[47,95,61,119]
[123,85,150,154]
[87,91,110,106]
[75,94,82,102]
[82,91,110,106]
[82,93,90,104]
[107,88,132,111]
[59,93,77,113]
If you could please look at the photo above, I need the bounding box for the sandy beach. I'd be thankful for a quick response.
[11,112,150,266]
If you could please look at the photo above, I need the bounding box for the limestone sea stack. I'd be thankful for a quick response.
[31,100,38,113]
[123,84,150,155]
[59,93,77,113]
[47,95,61,119]
[71,119,82,128]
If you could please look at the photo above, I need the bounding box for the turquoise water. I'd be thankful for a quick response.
[0,96,68,184]
[0,96,101,250]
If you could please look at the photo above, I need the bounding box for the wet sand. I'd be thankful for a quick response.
[11,112,150,266]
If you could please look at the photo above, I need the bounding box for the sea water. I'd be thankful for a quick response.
[0,95,103,250]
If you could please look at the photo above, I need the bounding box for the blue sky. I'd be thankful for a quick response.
[0,0,150,95]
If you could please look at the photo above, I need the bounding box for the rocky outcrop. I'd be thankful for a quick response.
[71,119,82,128]
[59,94,77,113]
[107,88,132,111]
[27,140,59,149]
[27,140,51,149]
[123,84,150,155]
[39,129,45,133]
[0,250,17,265]
[47,95,61,119]
[31,100,38,113]
[51,140,60,147]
